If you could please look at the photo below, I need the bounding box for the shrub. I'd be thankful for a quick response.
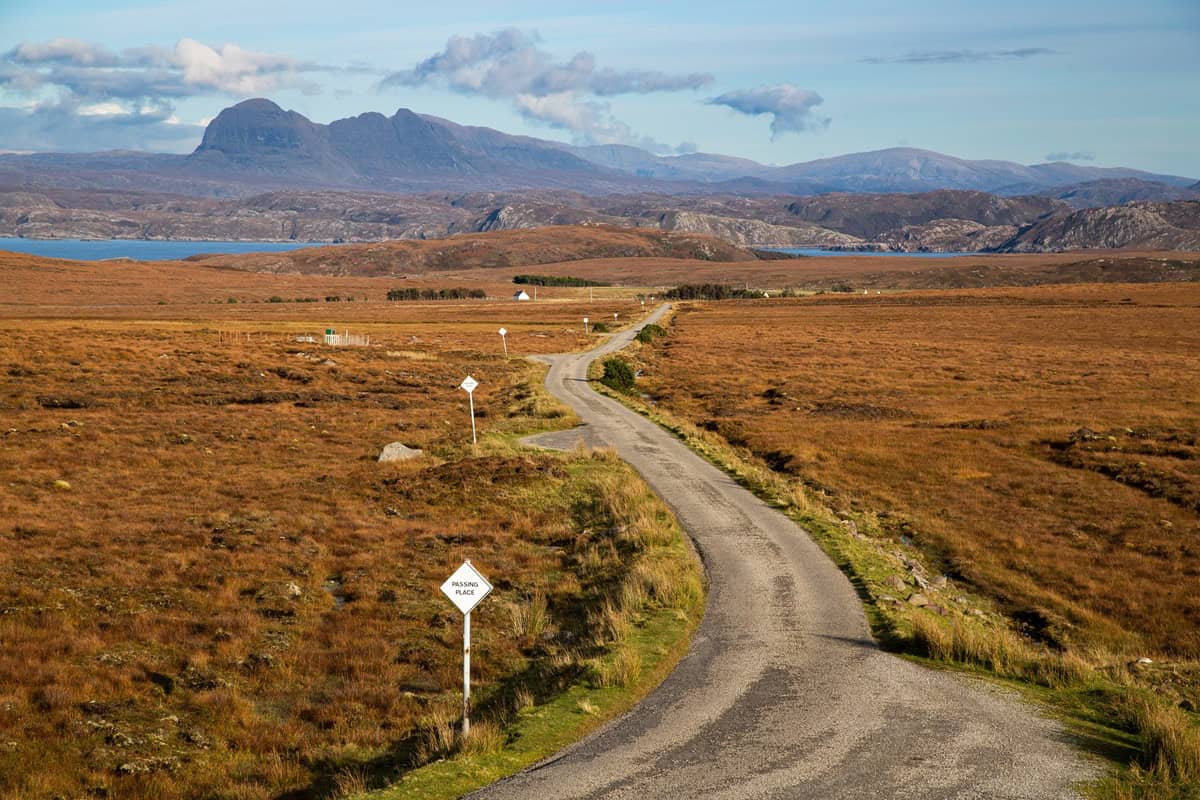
[662,284,761,301]
[387,287,487,301]
[513,274,610,287]
[636,324,666,344]
[600,357,635,393]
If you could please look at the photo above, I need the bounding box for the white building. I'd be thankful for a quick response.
[513,290,532,301]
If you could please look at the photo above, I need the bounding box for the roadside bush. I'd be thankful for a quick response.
[636,324,666,344]
[600,358,635,393]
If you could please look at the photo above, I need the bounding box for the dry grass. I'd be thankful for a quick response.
[0,249,648,314]
[0,295,679,799]
[636,284,1200,660]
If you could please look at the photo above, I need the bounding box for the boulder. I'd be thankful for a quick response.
[378,442,423,462]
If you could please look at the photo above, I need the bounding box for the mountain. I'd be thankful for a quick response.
[1041,178,1200,209]
[776,190,1062,239]
[568,145,1194,195]
[0,99,1193,199]
[999,201,1200,252]
[185,99,629,192]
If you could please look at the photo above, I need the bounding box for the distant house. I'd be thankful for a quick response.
[513,290,532,301]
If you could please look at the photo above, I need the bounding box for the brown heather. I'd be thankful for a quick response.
[0,265,671,800]
[635,283,1200,659]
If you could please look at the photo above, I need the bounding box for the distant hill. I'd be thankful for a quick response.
[767,190,1059,238]
[1041,178,1200,209]
[0,99,1193,199]
[999,201,1200,252]
[187,224,764,276]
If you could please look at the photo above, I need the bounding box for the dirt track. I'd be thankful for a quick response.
[475,304,1096,799]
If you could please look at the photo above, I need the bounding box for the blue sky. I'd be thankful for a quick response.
[0,0,1197,176]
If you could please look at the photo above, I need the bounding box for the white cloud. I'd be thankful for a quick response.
[173,38,317,95]
[0,37,340,151]
[382,28,709,150]
[707,84,829,138]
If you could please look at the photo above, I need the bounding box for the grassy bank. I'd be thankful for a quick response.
[358,472,703,799]
[594,300,1200,800]
[0,315,702,800]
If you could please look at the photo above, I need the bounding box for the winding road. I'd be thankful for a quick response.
[476,305,1095,800]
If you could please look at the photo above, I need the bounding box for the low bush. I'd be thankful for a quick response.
[635,324,666,344]
[600,357,635,393]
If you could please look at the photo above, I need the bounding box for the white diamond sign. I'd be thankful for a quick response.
[460,375,478,394]
[498,327,507,337]
[441,561,493,615]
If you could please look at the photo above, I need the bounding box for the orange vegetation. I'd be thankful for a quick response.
[635,283,1200,657]
[0,300,655,799]
[186,224,759,277]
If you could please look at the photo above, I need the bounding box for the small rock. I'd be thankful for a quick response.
[52,479,71,491]
[106,732,135,747]
[180,729,211,749]
[882,575,907,592]
[907,593,930,607]
[378,442,424,462]
[927,604,950,616]
[242,652,275,672]
[116,756,179,775]
[931,575,949,590]
[1136,657,1154,665]
[285,582,303,599]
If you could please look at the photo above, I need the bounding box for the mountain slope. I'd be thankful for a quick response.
[1043,178,1200,208]
[999,201,1200,252]
[779,190,1063,238]
[1,99,1193,198]
[187,224,763,276]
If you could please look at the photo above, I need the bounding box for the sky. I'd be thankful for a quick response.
[0,0,1197,177]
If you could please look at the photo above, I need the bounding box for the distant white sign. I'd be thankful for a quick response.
[440,560,493,615]
[498,327,507,337]
[460,375,479,394]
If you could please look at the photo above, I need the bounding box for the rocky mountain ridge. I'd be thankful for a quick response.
[3,186,1198,253]
[0,99,1193,199]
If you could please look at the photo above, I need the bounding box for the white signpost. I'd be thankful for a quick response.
[440,560,493,736]
[583,316,589,334]
[613,312,618,323]
[498,327,508,357]
[460,375,479,444]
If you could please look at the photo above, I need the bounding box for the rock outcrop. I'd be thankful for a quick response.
[998,202,1200,252]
